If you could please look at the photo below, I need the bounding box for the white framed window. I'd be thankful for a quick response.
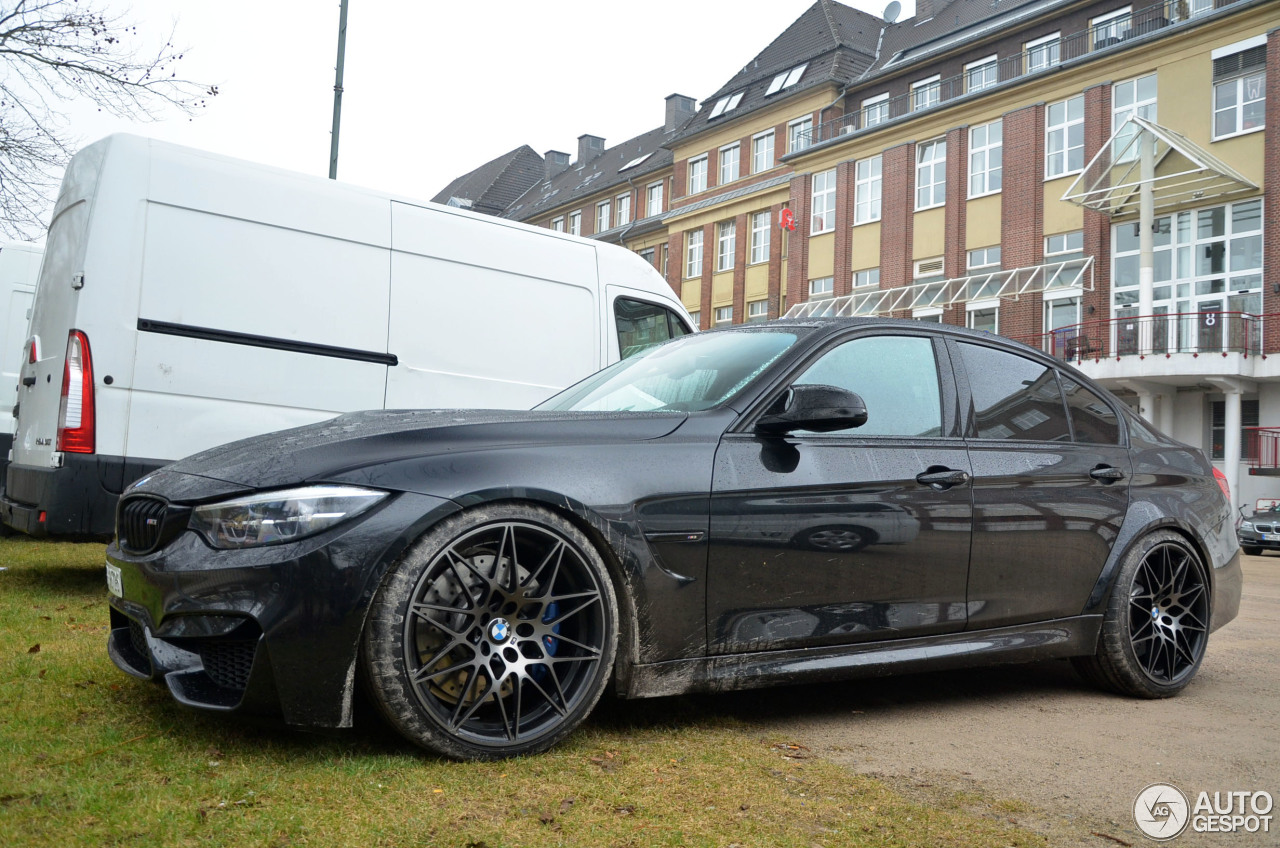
[688,310,701,329]
[615,194,631,227]
[968,246,1002,269]
[1091,7,1132,48]
[967,302,999,334]
[688,155,708,194]
[913,309,943,323]
[719,143,740,185]
[1213,39,1267,140]
[788,117,813,153]
[965,56,998,92]
[809,277,834,298]
[717,220,736,272]
[750,210,771,264]
[1113,73,1158,163]
[596,200,611,233]
[550,216,564,232]
[747,300,769,322]
[1045,230,1085,260]
[915,138,946,210]
[1025,32,1061,73]
[766,63,808,95]
[568,211,581,236]
[855,155,882,224]
[862,93,889,128]
[811,169,836,234]
[1045,95,1084,178]
[709,91,744,119]
[968,120,1002,197]
[912,75,941,111]
[714,305,733,325]
[853,268,880,289]
[752,131,775,173]
[685,230,703,278]
[646,181,664,217]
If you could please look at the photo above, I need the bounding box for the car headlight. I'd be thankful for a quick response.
[189,485,388,549]
[1240,521,1254,532]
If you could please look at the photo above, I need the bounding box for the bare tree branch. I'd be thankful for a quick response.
[0,0,217,238]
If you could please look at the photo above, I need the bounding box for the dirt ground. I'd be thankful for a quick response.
[756,554,1280,846]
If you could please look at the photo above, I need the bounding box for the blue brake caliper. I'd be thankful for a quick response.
[532,602,559,681]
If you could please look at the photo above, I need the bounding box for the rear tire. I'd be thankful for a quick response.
[1073,530,1210,698]
[1242,546,1262,556]
[361,503,618,760]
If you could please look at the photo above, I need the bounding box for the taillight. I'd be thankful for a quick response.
[56,330,95,454]
[27,336,38,363]
[1213,467,1230,505]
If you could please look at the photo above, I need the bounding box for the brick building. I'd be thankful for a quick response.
[442,0,1278,509]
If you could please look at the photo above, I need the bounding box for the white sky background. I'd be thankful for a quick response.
[59,0,916,217]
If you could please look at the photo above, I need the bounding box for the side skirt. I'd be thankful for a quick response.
[621,616,1103,699]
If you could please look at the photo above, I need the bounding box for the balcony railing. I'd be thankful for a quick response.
[798,0,1236,149]
[1019,311,1265,362]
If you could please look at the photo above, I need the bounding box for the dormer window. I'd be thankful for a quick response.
[709,91,744,119]
[766,63,808,96]
[619,152,653,172]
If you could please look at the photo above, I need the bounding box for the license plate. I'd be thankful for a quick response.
[1264,534,1280,542]
[105,562,122,598]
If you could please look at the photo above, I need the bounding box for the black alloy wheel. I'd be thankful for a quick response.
[362,504,617,760]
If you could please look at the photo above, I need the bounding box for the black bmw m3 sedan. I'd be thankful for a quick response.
[106,319,1242,760]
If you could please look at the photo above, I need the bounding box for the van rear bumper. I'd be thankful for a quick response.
[2,454,164,539]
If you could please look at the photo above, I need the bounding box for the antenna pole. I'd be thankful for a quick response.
[328,0,350,180]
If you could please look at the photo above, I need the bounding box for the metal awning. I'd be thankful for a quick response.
[784,257,1093,319]
[1061,115,1258,216]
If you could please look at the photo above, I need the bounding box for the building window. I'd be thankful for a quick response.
[968,246,1002,270]
[855,155,882,224]
[766,63,808,95]
[752,131,775,173]
[750,211,770,264]
[811,169,836,234]
[639,247,655,267]
[688,310,701,329]
[616,194,631,227]
[747,300,769,322]
[809,277,834,299]
[709,91,744,119]
[714,306,733,325]
[568,211,581,236]
[660,243,668,277]
[596,200,611,233]
[1211,399,1259,460]
[912,75,941,111]
[853,268,880,289]
[968,305,999,334]
[1213,40,1266,140]
[1113,73,1158,163]
[965,55,998,92]
[685,230,703,278]
[862,93,889,127]
[915,139,946,210]
[1045,230,1085,260]
[688,155,708,195]
[1025,32,1061,73]
[968,120,1002,198]
[788,117,813,153]
[719,143,740,185]
[550,216,564,232]
[1091,7,1132,48]
[1046,95,1084,178]
[717,220,736,272]
[646,181,663,217]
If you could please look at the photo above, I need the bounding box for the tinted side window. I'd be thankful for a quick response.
[793,335,943,436]
[957,343,1071,441]
[614,297,690,359]
[1059,374,1120,444]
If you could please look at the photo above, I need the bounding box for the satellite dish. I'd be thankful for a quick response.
[883,0,901,23]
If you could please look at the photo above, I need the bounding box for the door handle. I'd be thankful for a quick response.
[916,468,971,489]
[1089,466,1126,482]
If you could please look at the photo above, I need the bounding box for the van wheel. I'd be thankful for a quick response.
[1242,546,1262,556]
[1073,530,1209,698]
[361,504,617,760]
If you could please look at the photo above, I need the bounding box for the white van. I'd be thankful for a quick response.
[3,134,692,537]
[1,242,44,472]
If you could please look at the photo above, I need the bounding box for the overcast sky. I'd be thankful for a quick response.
[63,0,916,213]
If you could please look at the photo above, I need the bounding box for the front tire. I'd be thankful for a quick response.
[361,504,618,760]
[1073,530,1210,698]
[1242,546,1262,556]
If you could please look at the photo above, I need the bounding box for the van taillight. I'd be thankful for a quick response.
[27,337,38,363]
[1213,467,1230,505]
[56,330,94,454]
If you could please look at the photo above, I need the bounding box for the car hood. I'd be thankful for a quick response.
[129,409,689,501]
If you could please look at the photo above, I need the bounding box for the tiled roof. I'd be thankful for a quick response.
[431,145,544,215]
[865,0,1053,79]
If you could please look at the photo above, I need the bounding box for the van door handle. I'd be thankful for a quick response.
[22,376,35,387]
[916,468,971,490]
[1089,466,1126,482]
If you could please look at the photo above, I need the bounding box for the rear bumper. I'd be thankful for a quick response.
[2,453,163,538]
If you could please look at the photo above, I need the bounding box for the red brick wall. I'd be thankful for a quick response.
[834,160,856,297]
[1000,103,1046,341]
[732,212,748,324]
[666,230,683,298]
[699,222,715,329]
[942,125,969,326]
[1083,82,1113,334]
[880,142,916,293]
[1264,30,1280,355]
[769,202,785,318]
[786,174,812,308]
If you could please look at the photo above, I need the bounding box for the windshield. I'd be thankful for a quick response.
[539,330,802,412]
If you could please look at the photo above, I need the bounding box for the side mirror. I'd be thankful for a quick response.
[756,384,868,435]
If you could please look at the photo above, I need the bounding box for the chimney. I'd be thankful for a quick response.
[577,134,605,165]
[544,150,570,180]
[665,93,696,132]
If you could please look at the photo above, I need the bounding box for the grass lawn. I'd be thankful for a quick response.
[0,537,1045,847]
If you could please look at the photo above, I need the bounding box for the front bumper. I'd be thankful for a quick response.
[1236,530,1280,552]
[105,491,458,728]
[2,454,163,538]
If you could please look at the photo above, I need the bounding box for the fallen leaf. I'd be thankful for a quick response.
[539,814,554,825]
[27,644,39,654]
[559,797,575,813]
[613,804,635,816]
